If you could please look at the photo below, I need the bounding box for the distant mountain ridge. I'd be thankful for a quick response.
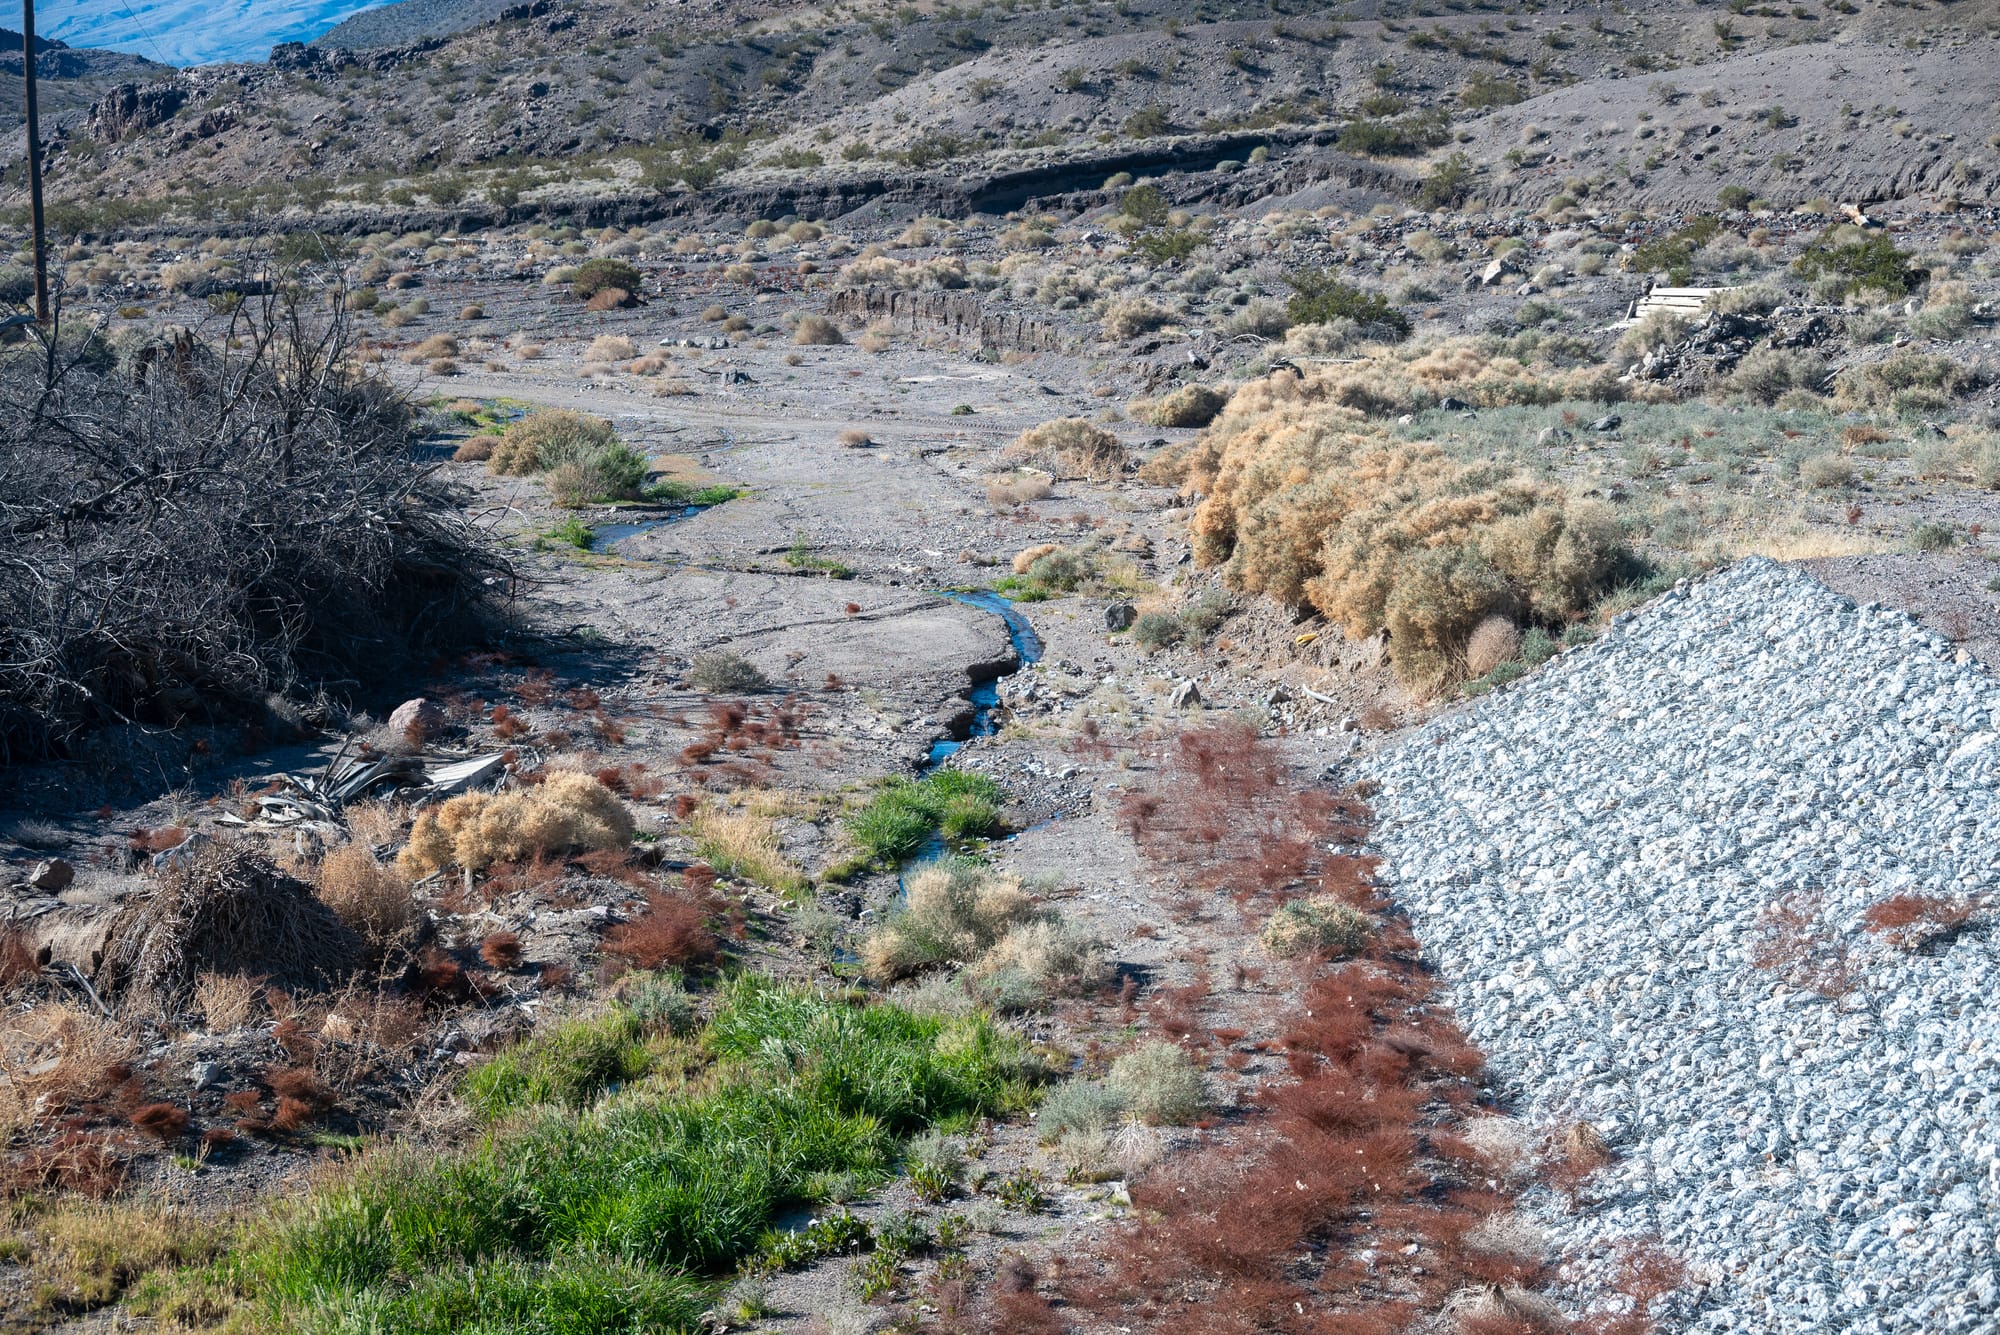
[313,0,519,51]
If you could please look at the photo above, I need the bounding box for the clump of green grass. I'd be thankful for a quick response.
[191,979,1037,1333]
[645,480,744,507]
[844,772,1003,866]
[462,1008,656,1119]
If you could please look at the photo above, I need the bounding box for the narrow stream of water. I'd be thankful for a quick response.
[924,590,1044,768]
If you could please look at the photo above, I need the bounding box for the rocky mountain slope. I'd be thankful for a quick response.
[8,0,1991,230]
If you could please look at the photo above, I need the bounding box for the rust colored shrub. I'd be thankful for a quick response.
[0,928,39,988]
[1749,890,1856,996]
[8,1131,127,1197]
[480,931,523,968]
[1860,892,1978,951]
[130,1101,190,1141]
[601,891,720,971]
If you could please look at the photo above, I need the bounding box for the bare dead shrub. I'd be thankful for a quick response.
[0,290,506,756]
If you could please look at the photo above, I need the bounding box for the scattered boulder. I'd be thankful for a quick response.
[1105,602,1137,632]
[389,697,446,742]
[27,859,73,892]
[1168,678,1202,710]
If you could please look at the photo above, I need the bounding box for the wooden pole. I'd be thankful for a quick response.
[21,0,47,324]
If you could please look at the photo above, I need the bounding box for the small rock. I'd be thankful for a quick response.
[1590,413,1623,432]
[1439,395,1472,411]
[152,831,209,869]
[1105,602,1137,632]
[1168,678,1202,710]
[388,697,445,742]
[27,858,73,892]
[1536,426,1573,447]
[190,1061,224,1091]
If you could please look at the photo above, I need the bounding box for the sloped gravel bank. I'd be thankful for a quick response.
[1358,558,1999,1334]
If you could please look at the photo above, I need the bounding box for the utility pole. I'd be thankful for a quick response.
[21,0,47,324]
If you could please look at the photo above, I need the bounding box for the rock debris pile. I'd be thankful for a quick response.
[1362,558,1999,1334]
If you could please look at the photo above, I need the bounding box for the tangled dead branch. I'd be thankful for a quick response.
[0,271,510,759]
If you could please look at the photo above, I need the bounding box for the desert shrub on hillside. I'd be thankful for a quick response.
[1102,298,1175,341]
[570,258,643,301]
[685,651,769,694]
[398,773,634,877]
[1107,1041,1203,1125]
[1261,896,1373,959]
[1792,225,1920,299]
[1183,355,1633,689]
[1833,352,1983,414]
[488,410,618,476]
[1728,347,1824,405]
[1132,383,1228,429]
[1003,418,1126,479]
[792,314,844,345]
[1284,271,1410,341]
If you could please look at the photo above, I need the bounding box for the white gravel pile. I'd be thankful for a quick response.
[1360,557,2000,1334]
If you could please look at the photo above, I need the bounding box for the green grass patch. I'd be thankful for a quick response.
[783,532,855,578]
[189,979,1036,1333]
[645,480,744,507]
[462,1009,656,1119]
[844,772,1004,866]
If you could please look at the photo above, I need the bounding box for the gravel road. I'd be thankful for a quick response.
[1359,558,2000,1334]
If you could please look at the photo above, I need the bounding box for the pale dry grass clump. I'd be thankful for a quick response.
[1102,297,1174,340]
[968,917,1111,1001]
[398,773,635,877]
[985,472,1053,509]
[585,334,638,364]
[861,861,1034,980]
[193,971,260,1031]
[1463,615,1523,677]
[0,1004,137,1132]
[315,843,415,947]
[688,797,805,893]
[1002,418,1127,480]
[863,861,1105,1004]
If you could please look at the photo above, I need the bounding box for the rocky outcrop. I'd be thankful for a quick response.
[86,82,187,144]
[829,287,1067,353]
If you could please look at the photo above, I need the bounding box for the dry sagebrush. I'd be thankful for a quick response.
[398,772,635,877]
[1183,345,1633,690]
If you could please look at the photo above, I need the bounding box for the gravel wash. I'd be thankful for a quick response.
[1357,557,2000,1334]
